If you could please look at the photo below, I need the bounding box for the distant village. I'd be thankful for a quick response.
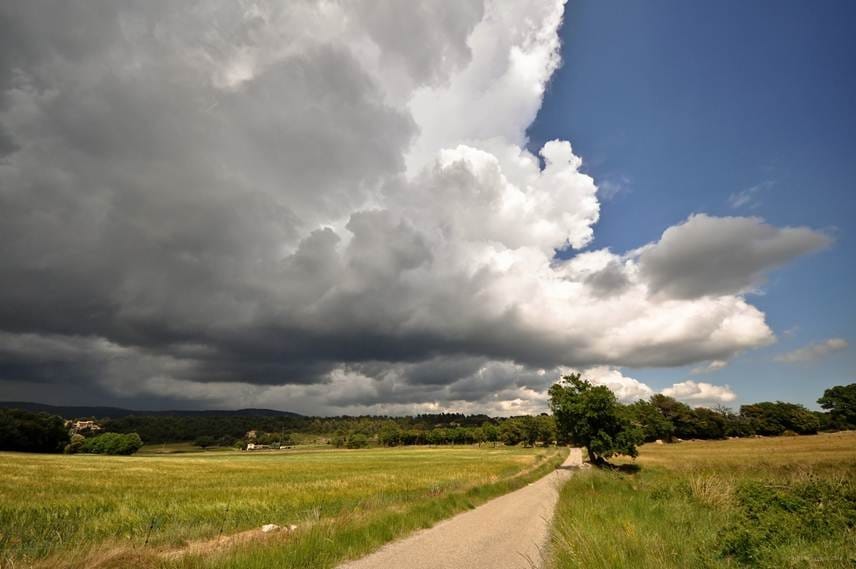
[66,419,102,434]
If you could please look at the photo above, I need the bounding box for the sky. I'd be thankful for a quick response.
[528,0,856,408]
[0,1,852,415]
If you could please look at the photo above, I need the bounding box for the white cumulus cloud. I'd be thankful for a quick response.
[582,366,655,403]
[662,380,737,406]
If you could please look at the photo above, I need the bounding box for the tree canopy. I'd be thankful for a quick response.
[739,402,819,436]
[818,383,856,429]
[0,409,69,453]
[549,374,642,465]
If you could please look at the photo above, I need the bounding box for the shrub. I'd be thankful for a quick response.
[686,474,735,508]
[64,433,86,454]
[80,432,144,455]
[346,433,370,449]
[718,476,856,566]
[194,435,216,448]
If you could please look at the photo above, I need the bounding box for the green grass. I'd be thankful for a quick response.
[0,445,566,568]
[549,432,856,569]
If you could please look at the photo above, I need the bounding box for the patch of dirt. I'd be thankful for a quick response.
[31,525,300,569]
[159,524,298,561]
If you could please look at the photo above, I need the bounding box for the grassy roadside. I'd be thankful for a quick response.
[0,446,566,569]
[549,432,856,569]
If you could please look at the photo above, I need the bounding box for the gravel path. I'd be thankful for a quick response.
[338,448,583,569]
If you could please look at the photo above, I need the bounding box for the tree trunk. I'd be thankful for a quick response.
[587,448,598,464]
[587,448,608,467]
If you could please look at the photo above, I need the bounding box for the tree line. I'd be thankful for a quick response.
[0,409,146,455]
[97,412,500,445]
[0,409,69,453]
[0,382,853,454]
[625,396,824,442]
[550,376,856,465]
[331,414,557,448]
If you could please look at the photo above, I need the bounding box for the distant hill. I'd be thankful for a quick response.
[0,401,301,419]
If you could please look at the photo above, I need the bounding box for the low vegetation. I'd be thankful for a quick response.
[77,432,144,456]
[0,445,566,568]
[549,432,856,569]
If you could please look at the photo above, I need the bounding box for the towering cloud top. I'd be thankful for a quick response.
[0,1,829,414]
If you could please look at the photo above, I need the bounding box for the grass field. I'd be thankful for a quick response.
[0,445,565,569]
[549,432,856,569]
[136,443,236,455]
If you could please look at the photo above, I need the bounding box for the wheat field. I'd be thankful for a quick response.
[0,446,565,569]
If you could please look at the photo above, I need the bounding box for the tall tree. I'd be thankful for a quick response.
[548,374,642,466]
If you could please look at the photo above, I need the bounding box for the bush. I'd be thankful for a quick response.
[718,477,856,566]
[80,432,144,455]
[194,435,216,448]
[64,434,86,454]
[345,433,370,449]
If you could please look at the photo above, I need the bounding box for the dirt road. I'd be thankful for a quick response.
[338,448,583,569]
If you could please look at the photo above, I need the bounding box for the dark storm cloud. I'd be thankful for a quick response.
[0,2,830,414]
[0,1,554,406]
[0,2,421,401]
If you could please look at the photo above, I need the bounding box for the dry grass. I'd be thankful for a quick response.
[621,431,856,475]
[550,431,856,569]
[686,474,735,508]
